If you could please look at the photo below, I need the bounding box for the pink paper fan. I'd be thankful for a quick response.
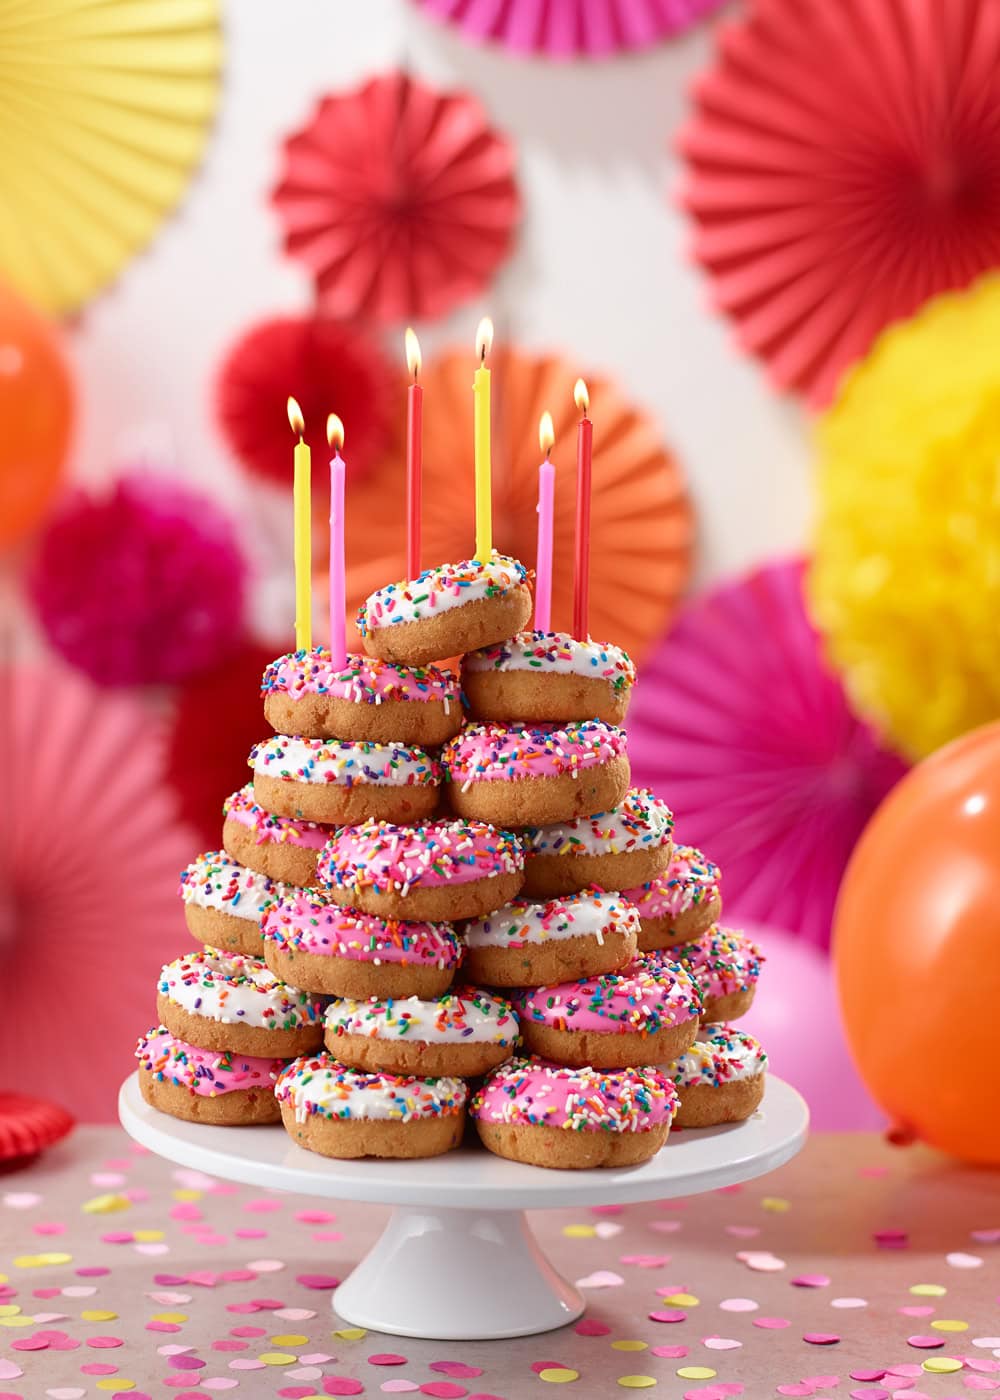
[413,0,727,58]
[1,665,195,1120]
[627,560,908,949]
[272,71,521,323]
[679,0,1000,405]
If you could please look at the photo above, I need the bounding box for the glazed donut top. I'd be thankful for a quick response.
[358,553,528,634]
[223,785,331,850]
[136,1026,285,1096]
[158,950,324,1029]
[325,989,518,1045]
[442,720,626,786]
[667,928,764,999]
[262,648,459,707]
[471,1056,678,1132]
[622,845,721,921]
[463,630,636,692]
[179,851,287,923]
[523,787,673,857]
[249,735,440,788]
[274,1054,468,1122]
[262,889,461,968]
[318,818,524,895]
[463,888,641,950]
[669,1023,767,1088]
[520,959,701,1036]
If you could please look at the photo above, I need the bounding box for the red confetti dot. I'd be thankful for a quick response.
[803,1334,840,1346]
[323,1381,364,1397]
[531,1361,568,1374]
[369,1354,407,1366]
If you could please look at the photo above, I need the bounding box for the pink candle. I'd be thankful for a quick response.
[535,411,555,632]
[327,413,347,668]
[573,378,592,641]
[405,328,422,580]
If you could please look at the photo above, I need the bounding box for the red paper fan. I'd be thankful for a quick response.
[0,1095,74,1164]
[216,315,399,493]
[272,72,521,323]
[679,0,1000,406]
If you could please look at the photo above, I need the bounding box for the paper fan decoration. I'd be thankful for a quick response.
[1,665,194,1121]
[413,0,727,57]
[679,0,1000,406]
[0,0,221,315]
[272,72,521,323]
[627,559,908,948]
[0,1095,74,1164]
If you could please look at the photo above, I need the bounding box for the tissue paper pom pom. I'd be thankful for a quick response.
[216,314,397,493]
[0,1094,74,1164]
[29,472,248,687]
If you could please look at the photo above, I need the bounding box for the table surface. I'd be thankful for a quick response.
[0,1128,998,1399]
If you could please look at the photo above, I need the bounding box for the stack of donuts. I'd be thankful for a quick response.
[136,551,768,1170]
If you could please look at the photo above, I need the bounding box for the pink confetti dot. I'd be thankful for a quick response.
[651,1346,689,1358]
[898,1306,934,1317]
[297,1273,341,1289]
[777,1387,814,1397]
[249,1297,284,1309]
[702,1338,741,1350]
[885,1364,922,1377]
[849,1377,887,1387]
[230,1327,266,1338]
[574,1319,611,1336]
[76,1267,110,1278]
[650,1310,687,1323]
[369,1356,407,1367]
[170,1356,206,1370]
[792,1275,831,1288]
[81,1363,118,1375]
[242,1199,282,1213]
[212,1342,246,1352]
[100,1232,134,1244]
[228,1360,266,1371]
[279,1390,316,1399]
[802,1378,838,1389]
[719,1299,758,1312]
[234,1229,267,1240]
[831,1298,867,1309]
[429,1365,483,1379]
[381,1384,420,1395]
[754,1318,791,1329]
[872,1230,908,1249]
[420,1386,468,1399]
[248,1259,284,1273]
[323,1382,365,1396]
[803,1334,840,1346]
[221,1270,255,1283]
[86,1337,124,1349]
[906,1336,944,1349]
[850,1391,889,1399]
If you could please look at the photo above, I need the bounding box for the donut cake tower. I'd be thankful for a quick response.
[136,553,767,1170]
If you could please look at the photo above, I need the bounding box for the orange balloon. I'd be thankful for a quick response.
[0,282,74,549]
[834,721,1000,1163]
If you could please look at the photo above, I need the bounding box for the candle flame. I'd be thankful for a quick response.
[574,378,589,415]
[327,413,345,451]
[287,395,305,437]
[405,326,421,380]
[476,316,494,364]
[539,411,555,458]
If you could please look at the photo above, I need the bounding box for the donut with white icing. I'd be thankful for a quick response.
[461,888,639,988]
[156,949,325,1059]
[136,1025,284,1126]
[472,1056,678,1169]
[275,1053,468,1160]
[623,844,722,952]
[249,734,441,825]
[659,927,764,1023]
[317,817,525,922]
[262,648,463,745]
[520,787,674,898]
[358,553,533,667]
[180,850,289,957]
[462,630,636,726]
[262,889,461,999]
[222,784,333,887]
[324,988,518,1078]
[666,1023,767,1128]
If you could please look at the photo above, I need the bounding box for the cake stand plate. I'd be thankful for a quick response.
[119,1073,808,1341]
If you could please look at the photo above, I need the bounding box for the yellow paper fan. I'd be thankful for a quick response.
[0,0,222,314]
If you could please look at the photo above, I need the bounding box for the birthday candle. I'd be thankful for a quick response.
[405,327,422,580]
[474,316,494,563]
[535,411,555,632]
[287,396,311,652]
[573,378,592,640]
[327,413,346,669]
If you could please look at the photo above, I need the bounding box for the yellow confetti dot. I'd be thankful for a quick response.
[82,1193,131,1215]
[931,1319,968,1332]
[539,1369,579,1383]
[151,1312,187,1323]
[0,1316,32,1328]
[13,1253,71,1268]
[0,1274,6,1284]
[762,1197,790,1212]
[259,1351,298,1365]
[81,1310,118,1322]
[271,1333,310,1346]
[0,1306,20,1318]
[333,1327,366,1340]
[618,1380,656,1390]
[562,1224,597,1238]
[678,1368,717,1380]
[172,1188,203,1201]
[922,1357,962,1374]
[612,1340,648,1352]
[660,1293,699,1307]
[910,1283,947,1297]
[97,1383,134,1393]
[133,1229,164,1243]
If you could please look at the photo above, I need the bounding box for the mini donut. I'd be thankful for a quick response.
[472,1056,678,1170]
[358,554,533,666]
[179,851,289,957]
[249,734,440,824]
[461,888,639,988]
[156,949,325,1059]
[317,817,524,922]
[667,1023,767,1128]
[275,1053,467,1160]
[521,787,674,898]
[667,927,764,1022]
[136,1025,283,1126]
[623,844,723,953]
[262,889,461,999]
[442,720,630,827]
[324,988,518,1078]
[262,648,462,745]
[517,959,701,1070]
[222,784,332,887]
[462,630,636,726]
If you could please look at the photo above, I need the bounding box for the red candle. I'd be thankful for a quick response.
[405,327,422,580]
[573,378,592,640]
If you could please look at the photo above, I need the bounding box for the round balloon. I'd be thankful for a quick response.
[0,282,74,547]
[834,722,1000,1162]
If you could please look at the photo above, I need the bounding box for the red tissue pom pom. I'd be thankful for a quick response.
[0,1094,74,1164]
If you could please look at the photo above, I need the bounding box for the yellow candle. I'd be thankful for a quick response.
[287,395,312,651]
[474,316,494,563]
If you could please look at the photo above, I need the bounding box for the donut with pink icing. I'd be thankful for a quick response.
[461,888,640,988]
[521,787,674,898]
[324,987,519,1078]
[666,1023,767,1128]
[462,630,636,727]
[317,817,525,922]
[249,734,441,825]
[222,784,333,887]
[262,887,461,1000]
[517,958,702,1070]
[136,1025,284,1125]
[663,927,764,1023]
[180,850,289,957]
[262,648,463,745]
[623,844,722,952]
[471,1056,678,1169]
[442,719,630,827]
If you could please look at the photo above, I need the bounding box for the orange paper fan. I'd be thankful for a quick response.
[341,348,694,663]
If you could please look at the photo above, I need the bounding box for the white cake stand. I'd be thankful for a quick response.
[119,1072,807,1341]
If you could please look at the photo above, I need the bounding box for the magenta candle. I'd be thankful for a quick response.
[573,378,592,640]
[327,414,347,668]
[535,411,555,632]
